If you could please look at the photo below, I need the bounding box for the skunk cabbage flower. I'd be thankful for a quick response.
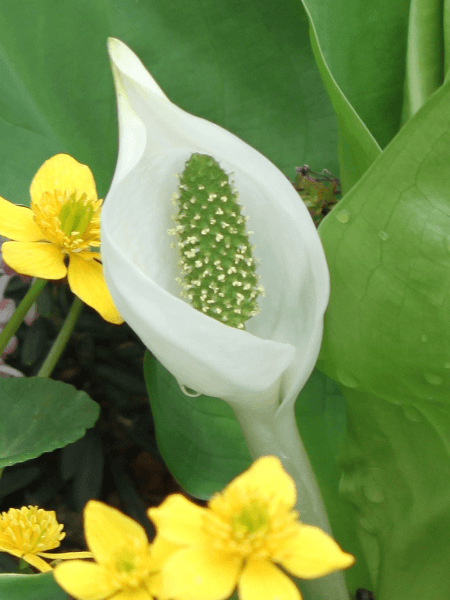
[101,38,329,413]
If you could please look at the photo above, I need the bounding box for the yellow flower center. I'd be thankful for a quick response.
[232,500,270,537]
[204,487,299,560]
[104,539,154,589]
[32,189,102,254]
[0,506,65,555]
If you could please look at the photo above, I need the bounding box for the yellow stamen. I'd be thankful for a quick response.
[0,506,65,555]
[32,189,102,254]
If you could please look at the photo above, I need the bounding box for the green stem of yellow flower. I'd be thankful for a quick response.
[0,277,47,357]
[37,295,83,378]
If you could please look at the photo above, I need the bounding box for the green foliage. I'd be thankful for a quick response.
[313,4,450,596]
[143,352,252,499]
[317,75,450,599]
[300,0,411,149]
[0,572,67,600]
[0,0,338,203]
[2,0,450,598]
[0,378,99,469]
[301,4,381,193]
[401,0,445,123]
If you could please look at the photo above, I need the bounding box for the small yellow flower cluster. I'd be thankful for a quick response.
[0,505,91,573]
[48,456,354,600]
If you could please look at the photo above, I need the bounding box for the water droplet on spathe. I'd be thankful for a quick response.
[336,209,350,224]
[421,334,428,343]
[378,230,389,241]
[445,362,450,369]
[424,373,443,386]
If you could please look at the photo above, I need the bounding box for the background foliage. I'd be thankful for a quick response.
[1,1,449,599]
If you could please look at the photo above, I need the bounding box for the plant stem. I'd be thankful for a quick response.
[37,295,84,378]
[232,400,351,600]
[0,278,47,356]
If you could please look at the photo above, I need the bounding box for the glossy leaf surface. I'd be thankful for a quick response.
[0,378,99,469]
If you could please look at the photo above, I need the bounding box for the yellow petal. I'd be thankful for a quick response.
[84,501,149,565]
[30,154,98,205]
[149,535,184,597]
[148,494,209,546]
[22,553,53,573]
[159,546,241,600]
[0,197,44,241]
[239,558,301,600]
[226,456,296,510]
[67,254,123,324]
[1,241,66,279]
[279,524,355,579]
[53,560,116,600]
[111,587,154,600]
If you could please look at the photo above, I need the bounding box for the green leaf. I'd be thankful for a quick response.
[143,352,251,499]
[0,378,99,469]
[319,75,450,405]
[0,0,338,204]
[300,0,410,150]
[401,0,445,123]
[295,369,371,592]
[300,3,381,193]
[318,71,450,598]
[0,572,67,600]
[339,388,450,599]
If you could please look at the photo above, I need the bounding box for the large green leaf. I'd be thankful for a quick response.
[0,0,338,204]
[299,0,410,150]
[143,352,251,499]
[0,572,67,600]
[300,2,381,193]
[319,75,450,405]
[0,378,99,469]
[401,0,445,123]
[318,71,450,598]
[339,388,450,599]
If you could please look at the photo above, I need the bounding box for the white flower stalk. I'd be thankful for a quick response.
[101,40,348,598]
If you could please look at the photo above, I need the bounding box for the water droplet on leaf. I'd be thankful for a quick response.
[337,369,358,388]
[424,373,443,386]
[403,405,422,422]
[363,482,384,504]
[335,209,350,223]
[378,230,389,241]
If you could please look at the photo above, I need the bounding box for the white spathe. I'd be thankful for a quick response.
[101,38,330,411]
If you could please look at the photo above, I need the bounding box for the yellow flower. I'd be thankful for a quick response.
[0,154,122,324]
[0,505,91,573]
[148,456,355,600]
[53,500,177,600]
